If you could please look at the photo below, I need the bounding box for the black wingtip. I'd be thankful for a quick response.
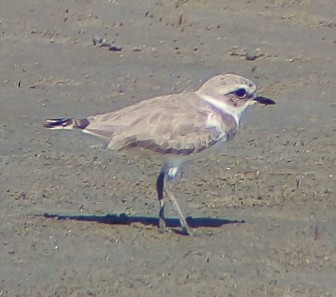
[44,118,72,129]
[254,96,276,105]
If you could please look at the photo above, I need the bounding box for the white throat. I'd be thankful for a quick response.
[198,93,247,126]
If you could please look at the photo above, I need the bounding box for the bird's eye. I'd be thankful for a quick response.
[234,88,247,99]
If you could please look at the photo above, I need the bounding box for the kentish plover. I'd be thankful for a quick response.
[44,74,275,235]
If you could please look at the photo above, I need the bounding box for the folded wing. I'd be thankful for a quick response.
[83,93,236,155]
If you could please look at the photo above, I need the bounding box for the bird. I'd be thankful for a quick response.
[44,74,275,235]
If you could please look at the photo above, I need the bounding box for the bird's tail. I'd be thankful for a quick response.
[44,118,89,130]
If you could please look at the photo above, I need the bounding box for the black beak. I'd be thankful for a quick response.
[254,96,276,105]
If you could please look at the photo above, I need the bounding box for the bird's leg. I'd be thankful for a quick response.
[165,168,192,235]
[156,171,166,232]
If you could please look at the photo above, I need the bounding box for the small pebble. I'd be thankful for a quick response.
[108,45,123,52]
[245,50,258,61]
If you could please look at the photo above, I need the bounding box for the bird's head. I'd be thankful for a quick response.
[197,74,275,124]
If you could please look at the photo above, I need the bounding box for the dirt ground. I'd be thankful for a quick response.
[0,0,335,296]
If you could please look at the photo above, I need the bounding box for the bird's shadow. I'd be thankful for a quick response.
[39,212,244,231]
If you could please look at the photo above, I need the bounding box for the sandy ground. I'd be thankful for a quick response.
[1,0,336,296]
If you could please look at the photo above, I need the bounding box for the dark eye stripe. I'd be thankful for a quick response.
[234,88,247,98]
